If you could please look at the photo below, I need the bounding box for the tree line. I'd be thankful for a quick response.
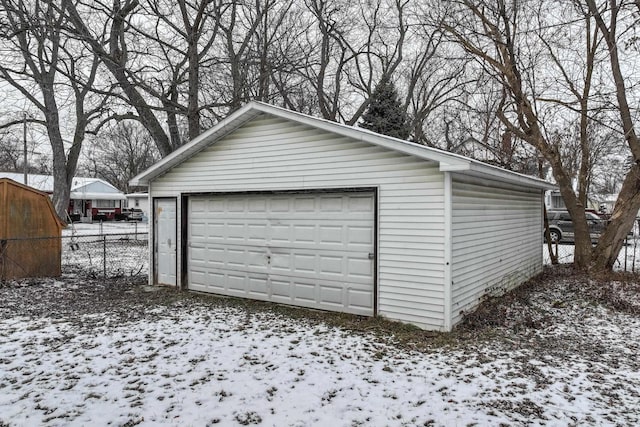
[0,0,638,272]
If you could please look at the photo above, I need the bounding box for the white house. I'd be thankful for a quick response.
[126,192,150,218]
[130,102,554,331]
[0,172,126,221]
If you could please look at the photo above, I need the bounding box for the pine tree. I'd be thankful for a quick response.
[360,79,410,140]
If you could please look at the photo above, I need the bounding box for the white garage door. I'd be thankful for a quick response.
[188,191,375,316]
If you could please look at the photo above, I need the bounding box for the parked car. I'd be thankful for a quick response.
[116,208,144,221]
[546,210,606,243]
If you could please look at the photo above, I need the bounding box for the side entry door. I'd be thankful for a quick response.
[154,198,177,286]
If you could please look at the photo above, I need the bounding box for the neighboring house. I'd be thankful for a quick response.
[545,189,608,214]
[131,102,554,332]
[545,190,566,210]
[0,172,126,221]
[125,192,149,218]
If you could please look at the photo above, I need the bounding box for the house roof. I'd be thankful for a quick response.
[0,178,65,229]
[0,172,125,200]
[130,101,555,191]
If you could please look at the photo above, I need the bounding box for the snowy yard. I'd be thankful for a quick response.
[1,268,639,426]
[63,221,149,237]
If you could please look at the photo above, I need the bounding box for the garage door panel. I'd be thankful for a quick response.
[247,250,267,268]
[349,226,374,245]
[348,258,374,278]
[188,191,375,316]
[227,274,246,291]
[270,198,290,211]
[271,279,291,300]
[293,281,316,302]
[248,277,269,296]
[319,284,343,305]
[248,223,268,241]
[294,197,315,211]
[319,255,343,275]
[348,288,373,309]
[293,225,315,242]
[349,195,374,211]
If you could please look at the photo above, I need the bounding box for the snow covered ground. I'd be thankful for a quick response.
[1,269,639,426]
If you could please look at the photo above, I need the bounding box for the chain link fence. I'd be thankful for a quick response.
[1,233,148,281]
[63,233,149,278]
[544,235,640,272]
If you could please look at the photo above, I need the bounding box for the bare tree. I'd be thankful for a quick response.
[0,0,105,219]
[63,0,175,156]
[584,0,640,270]
[343,0,409,125]
[438,0,634,271]
[133,0,229,141]
[0,130,24,172]
[81,121,159,193]
[0,128,49,174]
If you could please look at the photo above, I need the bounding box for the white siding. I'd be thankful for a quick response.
[151,113,447,330]
[450,176,543,326]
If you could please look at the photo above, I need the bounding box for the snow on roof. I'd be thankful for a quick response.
[0,172,121,195]
[131,101,555,191]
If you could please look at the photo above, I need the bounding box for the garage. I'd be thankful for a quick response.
[187,191,375,315]
[132,101,554,331]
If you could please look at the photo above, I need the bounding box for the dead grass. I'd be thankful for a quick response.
[3,264,640,353]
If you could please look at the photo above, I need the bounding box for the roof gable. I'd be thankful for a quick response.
[130,101,554,190]
[72,180,121,194]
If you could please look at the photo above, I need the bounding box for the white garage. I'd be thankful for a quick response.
[131,101,554,331]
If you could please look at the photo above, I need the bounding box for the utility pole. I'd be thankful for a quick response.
[23,112,28,185]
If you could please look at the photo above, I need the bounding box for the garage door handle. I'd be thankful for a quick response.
[368,252,375,260]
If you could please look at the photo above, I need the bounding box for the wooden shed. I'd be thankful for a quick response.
[131,102,555,331]
[0,178,64,280]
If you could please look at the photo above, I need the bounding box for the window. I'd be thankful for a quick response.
[95,199,116,208]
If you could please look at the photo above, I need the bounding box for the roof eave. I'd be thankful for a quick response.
[463,162,556,190]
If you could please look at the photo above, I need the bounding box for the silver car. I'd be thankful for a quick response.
[121,208,144,221]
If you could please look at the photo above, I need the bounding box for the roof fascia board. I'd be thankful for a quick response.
[462,163,557,190]
[439,163,471,172]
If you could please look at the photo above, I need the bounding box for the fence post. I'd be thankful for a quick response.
[103,234,107,278]
[135,221,138,240]
[624,236,628,271]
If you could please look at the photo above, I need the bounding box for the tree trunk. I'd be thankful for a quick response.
[591,164,640,271]
[543,206,558,265]
[47,124,71,220]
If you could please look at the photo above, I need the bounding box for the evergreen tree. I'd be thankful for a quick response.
[360,79,410,140]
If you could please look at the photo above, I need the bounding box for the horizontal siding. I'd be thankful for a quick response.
[152,113,446,330]
[450,176,543,327]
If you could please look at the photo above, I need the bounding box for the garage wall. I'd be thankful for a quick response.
[450,175,543,326]
[151,113,447,329]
